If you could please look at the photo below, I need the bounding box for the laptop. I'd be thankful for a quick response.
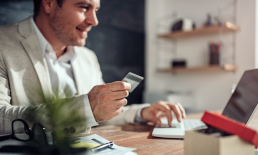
[152,69,258,138]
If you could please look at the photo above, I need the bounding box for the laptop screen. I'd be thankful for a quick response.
[222,69,258,124]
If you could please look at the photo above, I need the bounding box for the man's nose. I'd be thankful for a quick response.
[86,11,99,26]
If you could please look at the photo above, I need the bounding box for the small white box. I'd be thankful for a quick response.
[184,130,254,155]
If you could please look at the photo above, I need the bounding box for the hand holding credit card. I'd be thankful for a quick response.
[87,72,143,122]
[122,72,144,93]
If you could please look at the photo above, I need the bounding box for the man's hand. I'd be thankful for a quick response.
[88,81,131,122]
[141,101,186,127]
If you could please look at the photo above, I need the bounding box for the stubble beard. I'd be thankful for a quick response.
[49,8,86,46]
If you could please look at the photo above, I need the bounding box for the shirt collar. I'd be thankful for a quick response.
[30,16,77,63]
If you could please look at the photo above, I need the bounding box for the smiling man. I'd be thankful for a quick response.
[0,0,185,135]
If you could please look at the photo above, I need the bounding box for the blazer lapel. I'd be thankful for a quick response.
[19,17,52,99]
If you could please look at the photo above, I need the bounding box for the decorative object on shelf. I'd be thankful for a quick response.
[171,18,196,32]
[209,42,222,65]
[203,13,213,27]
[214,16,222,26]
[171,59,187,68]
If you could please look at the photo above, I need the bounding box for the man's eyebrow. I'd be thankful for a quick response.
[74,1,100,10]
[74,1,91,6]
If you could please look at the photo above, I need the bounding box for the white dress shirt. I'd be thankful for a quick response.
[30,17,98,128]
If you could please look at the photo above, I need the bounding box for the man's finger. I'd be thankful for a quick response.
[109,81,131,91]
[113,107,124,117]
[168,104,182,122]
[100,90,129,103]
[148,112,162,126]
[156,118,162,127]
[113,98,127,108]
[177,103,186,118]
[155,103,173,127]
[110,90,129,100]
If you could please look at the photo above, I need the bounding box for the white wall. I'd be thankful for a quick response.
[145,0,256,111]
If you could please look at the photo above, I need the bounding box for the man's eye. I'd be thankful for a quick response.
[80,6,89,11]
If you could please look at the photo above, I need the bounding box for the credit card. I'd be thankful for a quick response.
[122,72,144,93]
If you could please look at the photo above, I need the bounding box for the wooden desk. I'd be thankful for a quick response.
[83,111,258,155]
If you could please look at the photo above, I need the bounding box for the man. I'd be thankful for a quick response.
[0,0,185,135]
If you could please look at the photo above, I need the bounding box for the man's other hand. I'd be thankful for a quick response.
[141,101,186,127]
[88,81,131,122]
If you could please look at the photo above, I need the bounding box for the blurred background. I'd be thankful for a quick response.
[0,0,257,113]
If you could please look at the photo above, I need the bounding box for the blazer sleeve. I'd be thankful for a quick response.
[99,103,151,126]
[0,51,87,135]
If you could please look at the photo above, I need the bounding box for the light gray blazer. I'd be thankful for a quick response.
[0,17,149,135]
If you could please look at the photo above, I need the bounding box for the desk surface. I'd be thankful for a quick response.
[82,110,258,155]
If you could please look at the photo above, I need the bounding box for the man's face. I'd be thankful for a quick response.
[49,0,100,46]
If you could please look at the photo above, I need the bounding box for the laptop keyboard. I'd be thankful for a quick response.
[183,120,207,130]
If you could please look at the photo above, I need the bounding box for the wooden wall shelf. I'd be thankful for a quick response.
[157,64,237,73]
[158,22,240,39]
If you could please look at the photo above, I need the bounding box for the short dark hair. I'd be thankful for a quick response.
[33,0,64,17]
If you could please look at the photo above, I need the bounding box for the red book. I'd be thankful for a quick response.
[201,111,258,147]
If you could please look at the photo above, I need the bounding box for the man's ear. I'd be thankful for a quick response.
[42,0,55,14]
